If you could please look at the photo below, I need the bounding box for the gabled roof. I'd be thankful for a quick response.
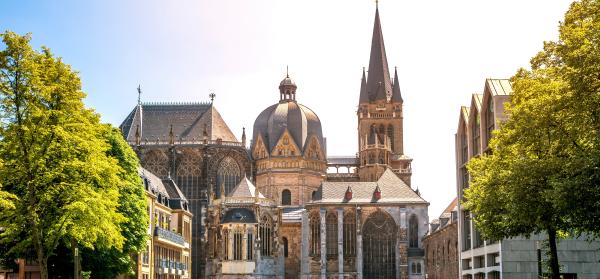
[485,79,512,96]
[314,168,427,204]
[470,94,483,113]
[120,103,238,143]
[228,176,265,198]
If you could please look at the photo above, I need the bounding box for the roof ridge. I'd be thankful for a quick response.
[141,101,212,106]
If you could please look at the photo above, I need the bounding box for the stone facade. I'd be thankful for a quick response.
[423,199,458,279]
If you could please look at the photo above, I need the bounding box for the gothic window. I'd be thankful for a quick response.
[216,157,241,198]
[368,125,377,145]
[343,211,356,257]
[326,212,338,258]
[472,114,480,155]
[283,237,289,257]
[363,210,396,278]
[281,189,291,205]
[233,228,243,260]
[378,124,385,144]
[411,262,417,274]
[378,151,385,164]
[260,215,273,257]
[485,97,494,148]
[176,151,201,177]
[368,152,375,164]
[417,263,422,274]
[247,232,253,260]
[310,213,320,256]
[409,214,419,248]
[387,124,394,151]
[143,150,168,177]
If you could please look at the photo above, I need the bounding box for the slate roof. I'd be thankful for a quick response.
[313,168,427,204]
[252,100,324,154]
[228,176,265,198]
[120,103,238,143]
[139,167,189,211]
[327,156,358,165]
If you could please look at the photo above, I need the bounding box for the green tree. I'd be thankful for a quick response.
[0,31,132,279]
[464,1,600,278]
[81,127,148,279]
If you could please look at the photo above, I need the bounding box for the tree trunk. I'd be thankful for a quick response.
[547,228,560,279]
[39,256,48,279]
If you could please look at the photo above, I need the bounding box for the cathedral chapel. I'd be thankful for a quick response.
[120,4,429,279]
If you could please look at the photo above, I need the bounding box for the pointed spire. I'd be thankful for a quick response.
[241,127,247,147]
[365,4,392,103]
[392,66,403,102]
[359,67,369,103]
[137,84,142,105]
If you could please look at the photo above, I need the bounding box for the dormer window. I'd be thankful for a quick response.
[345,186,353,200]
[373,185,381,200]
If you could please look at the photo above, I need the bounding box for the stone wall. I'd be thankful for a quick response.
[423,222,458,279]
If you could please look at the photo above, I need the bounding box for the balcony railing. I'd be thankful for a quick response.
[132,139,244,147]
[154,227,185,246]
[156,259,187,274]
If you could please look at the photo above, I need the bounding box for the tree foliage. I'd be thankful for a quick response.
[0,31,146,279]
[464,0,599,277]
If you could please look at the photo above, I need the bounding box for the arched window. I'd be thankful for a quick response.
[343,211,356,257]
[216,157,241,198]
[233,227,243,260]
[378,124,385,144]
[472,114,480,155]
[363,210,397,278]
[368,125,377,145]
[310,213,320,256]
[247,231,253,260]
[260,215,273,257]
[311,191,318,201]
[326,213,338,258]
[409,214,419,248]
[411,262,417,273]
[417,263,422,274]
[281,189,291,205]
[283,237,289,258]
[485,97,494,147]
[378,151,385,164]
[387,124,394,151]
[368,152,375,164]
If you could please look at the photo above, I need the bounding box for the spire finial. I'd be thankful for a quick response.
[137,84,142,105]
[286,65,289,78]
[375,0,379,9]
[209,92,216,103]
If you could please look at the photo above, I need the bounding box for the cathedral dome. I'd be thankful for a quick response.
[252,74,324,157]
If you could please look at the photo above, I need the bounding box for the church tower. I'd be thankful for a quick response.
[357,5,412,184]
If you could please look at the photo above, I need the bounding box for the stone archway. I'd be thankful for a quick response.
[363,210,397,279]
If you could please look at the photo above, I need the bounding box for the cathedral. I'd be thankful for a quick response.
[119,5,429,279]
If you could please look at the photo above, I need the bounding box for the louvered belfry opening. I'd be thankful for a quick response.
[363,210,397,279]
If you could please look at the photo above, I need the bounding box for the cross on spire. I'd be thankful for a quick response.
[209,92,216,103]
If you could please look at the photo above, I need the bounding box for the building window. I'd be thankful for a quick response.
[281,189,291,205]
[368,152,375,164]
[260,215,273,257]
[311,191,318,201]
[461,123,468,164]
[343,211,356,257]
[378,124,385,144]
[368,125,377,145]
[233,228,243,260]
[363,210,397,278]
[216,157,241,198]
[411,262,422,274]
[378,151,385,164]
[409,214,419,248]
[223,229,229,260]
[326,212,338,258]
[485,97,494,147]
[247,232,253,260]
[387,124,394,151]
[283,237,289,258]
[471,115,480,155]
[310,213,320,256]
[463,212,471,251]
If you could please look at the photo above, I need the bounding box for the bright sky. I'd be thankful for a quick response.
[1,0,573,220]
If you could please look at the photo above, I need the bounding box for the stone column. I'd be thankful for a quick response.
[300,209,309,279]
[320,208,327,279]
[337,208,344,279]
[399,208,407,279]
[356,207,363,279]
